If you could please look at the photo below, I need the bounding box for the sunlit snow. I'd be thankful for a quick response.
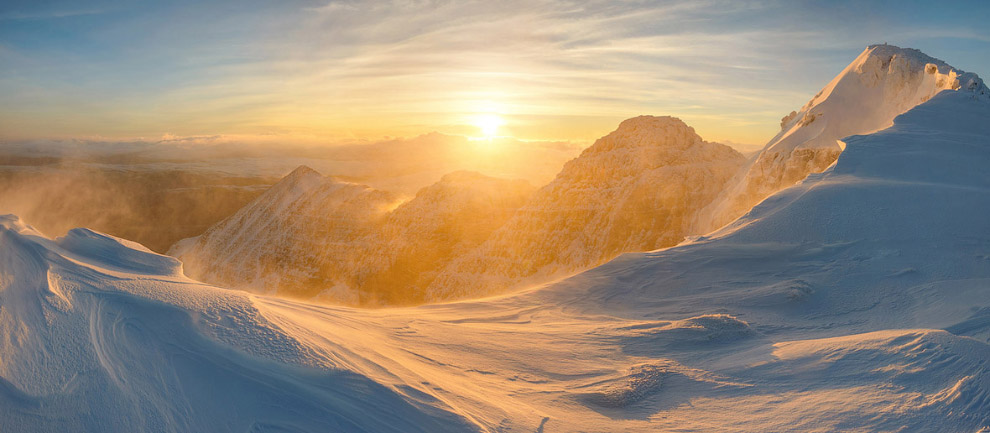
[2,45,990,432]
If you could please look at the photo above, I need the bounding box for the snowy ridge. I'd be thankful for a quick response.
[0,215,477,432]
[699,44,989,232]
[526,90,990,430]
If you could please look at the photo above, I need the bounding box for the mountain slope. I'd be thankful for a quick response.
[174,168,535,304]
[0,216,475,432]
[353,171,535,304]
[174,166,401,298]
[3,88,990,432]
[428,115,745,300]
[522,89,990,430]
[699,44,989,231]
[176,116,744,304]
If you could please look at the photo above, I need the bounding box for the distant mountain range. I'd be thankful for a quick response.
[174,44,988,306]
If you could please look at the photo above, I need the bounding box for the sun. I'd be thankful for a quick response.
[474,114,504,139]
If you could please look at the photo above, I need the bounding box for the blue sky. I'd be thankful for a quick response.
[1,0,988,146]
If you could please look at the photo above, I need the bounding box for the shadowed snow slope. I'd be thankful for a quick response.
[3,89,990,432]
[699,44,989,232]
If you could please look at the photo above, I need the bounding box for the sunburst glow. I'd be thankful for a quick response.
[475,114,505,139]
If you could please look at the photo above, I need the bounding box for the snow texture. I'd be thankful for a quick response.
[3,46,990,432]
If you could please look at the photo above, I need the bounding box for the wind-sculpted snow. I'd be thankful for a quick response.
[427,116,745,300]
[0,216,477,432]
[700,44,989,232]
[56,227,184,276]
[175,168,535,304]
[522,90,990,430]
[4,47,990,432]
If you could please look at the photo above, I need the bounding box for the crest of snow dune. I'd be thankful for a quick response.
[699,44,989,232]
[426,116,745,300]
[0,214,478,432]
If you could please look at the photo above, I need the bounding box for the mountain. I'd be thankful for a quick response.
[531,88,990,430]
[174,116,744,304]
[179,44,987,307]
[173,166,401,298]
[698,44,989,231]
[353,171,535,304]
[3,84,990,432]
[173,167,534,304]
[427,115,745,300]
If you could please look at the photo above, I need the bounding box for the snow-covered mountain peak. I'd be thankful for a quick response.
[854,44,986,93]
[776,43,986,153]
[613,115,693,134]
[426,116,745,300]
[174,166,536,303]
[261,165,332,203]
[283,164,322,181]
[700,44,988,232]
[587,115,703,153]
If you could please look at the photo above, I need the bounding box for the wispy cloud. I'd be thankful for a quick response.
[1,0,988,145]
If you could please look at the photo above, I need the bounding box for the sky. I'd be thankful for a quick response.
[1,0,988,148]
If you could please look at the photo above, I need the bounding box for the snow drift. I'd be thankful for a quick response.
[3,45,990,432]
[0,215,475,432]
[3,89,990,431]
